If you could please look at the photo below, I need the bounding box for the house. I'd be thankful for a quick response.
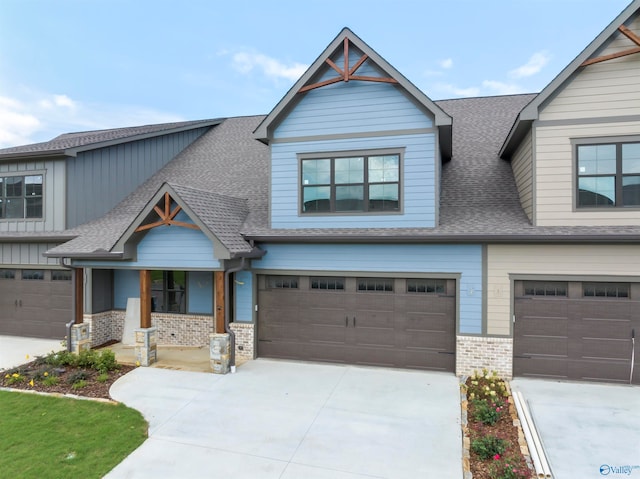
[1,0,639,384]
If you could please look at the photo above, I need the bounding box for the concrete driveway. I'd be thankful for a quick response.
[0,335,62,370]
[107,359,462,479]
[511,379,640,479]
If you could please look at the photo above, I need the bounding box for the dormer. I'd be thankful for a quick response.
[254,28,452,229]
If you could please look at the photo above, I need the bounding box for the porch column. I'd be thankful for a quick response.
[135,269,157,366]
[140,270,151,328]
[214,270,225,333]
[70,268,90,353]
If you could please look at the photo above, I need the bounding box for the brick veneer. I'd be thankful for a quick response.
[456,335,513,379]
[229,322,255,361]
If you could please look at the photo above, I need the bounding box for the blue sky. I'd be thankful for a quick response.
[0,0,632,148]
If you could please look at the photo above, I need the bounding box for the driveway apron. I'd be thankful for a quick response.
[0,335,62,370]
[511,378,640,479]
[106,359,462,479]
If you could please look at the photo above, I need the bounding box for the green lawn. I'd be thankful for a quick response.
[0,390,147,479]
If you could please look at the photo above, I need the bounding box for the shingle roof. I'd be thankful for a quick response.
[45,96,640,258]
[0,119,221,158]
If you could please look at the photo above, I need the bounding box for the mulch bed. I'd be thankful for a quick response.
[1,361,134,400]
[464,375,534,479]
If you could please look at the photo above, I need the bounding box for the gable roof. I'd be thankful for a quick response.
[0,118,223,160]
[253,27,453,158]
[500,0,640,158]
[109,182,254,260]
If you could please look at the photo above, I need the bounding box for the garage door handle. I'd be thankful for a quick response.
[514,355,531,359]
[14,299,17,307]
[345,316,348,327]
[353,317,356,327]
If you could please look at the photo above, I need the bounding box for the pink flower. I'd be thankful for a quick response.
[493,454,501,460]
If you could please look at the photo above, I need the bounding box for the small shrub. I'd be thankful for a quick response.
[32,366,55,381]
[96,373,110,383]
[94,349,119,374]
[42,375,60,387]
[67,371,89,385]
[71,380,87,390]
[5,372,25,385]
[467,368,509,402]
[471,435,508,461]
[77,349,98,369]
[472,398,506,425]
[45,350,76,367]
[489,455,531,479]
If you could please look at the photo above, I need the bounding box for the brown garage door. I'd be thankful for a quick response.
[514,280,640,384]
[0,269,72,339]
[258,275,456,371]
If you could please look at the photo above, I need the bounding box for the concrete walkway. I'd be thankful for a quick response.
[107,360,462,479]
[511,379,640,479]
[0,335,62,370]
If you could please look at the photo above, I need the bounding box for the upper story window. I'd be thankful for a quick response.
[577,142,640,208]
[301,152,400,214]
[0,175,43,219]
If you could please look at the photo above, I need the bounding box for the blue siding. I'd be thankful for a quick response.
[76,212,222,270]
[253,243,482,334]
[114,269,139,309]
[66,127,209,228]
[271,133,436,228]
[275,82,432,139]
[234,270,253,322]
[188,271,213,314]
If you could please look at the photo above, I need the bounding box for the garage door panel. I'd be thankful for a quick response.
[258,275,456,371]
[514,280,640,385]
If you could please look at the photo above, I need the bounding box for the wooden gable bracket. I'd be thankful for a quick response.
[134,191,200,232]
[298,37,399,93]
[581,25,640,67]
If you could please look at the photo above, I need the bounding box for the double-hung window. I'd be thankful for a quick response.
[576,142,640,208]
[301,152,400,213]
[0,174,43,219]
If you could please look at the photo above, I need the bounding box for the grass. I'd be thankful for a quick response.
[0,390,147,479]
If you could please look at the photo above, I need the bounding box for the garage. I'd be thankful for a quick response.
[514,280,639,384]
[257,275,456,371]
[0,268,73,339]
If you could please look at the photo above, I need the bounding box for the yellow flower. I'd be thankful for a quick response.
[12,373,19,378]
[29,379,34,387]
[135,361,141,367]
[44,372,49,377]
[4,374,9,379]
[490,390,496,396]
[25,354,29,360]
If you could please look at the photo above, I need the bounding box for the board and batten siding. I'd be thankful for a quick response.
[510,129,533,222]
[252,243,483,334]
[271,133,437,228]
[66,127,209,228]
[0,158,66,232]
[539,18,640,122]
[535,121,640,226]
[487,244,640,335]
[0,242,65,266]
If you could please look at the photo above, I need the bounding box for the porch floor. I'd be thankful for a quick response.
[103,343,212,373]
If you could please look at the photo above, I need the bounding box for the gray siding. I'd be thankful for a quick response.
[0,242,64,266]
[511,130,533,222]
[66,127,209,228]
[0,158,66,232]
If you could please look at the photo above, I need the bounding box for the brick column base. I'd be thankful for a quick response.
[70,323,91,354]
[134,327,157,366]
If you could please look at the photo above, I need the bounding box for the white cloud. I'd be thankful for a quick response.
[439,58,453,69]
[435,83,480,97]
[231,51,308,82]
[509,51,550,79]
[0,90,184,149]
[482,80,527,95]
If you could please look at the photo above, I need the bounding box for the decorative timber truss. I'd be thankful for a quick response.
[581,24,640,67]
[134,191,200,232]
[298,37,399,93]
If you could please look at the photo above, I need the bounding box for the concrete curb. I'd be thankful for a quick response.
[0,386,118,404]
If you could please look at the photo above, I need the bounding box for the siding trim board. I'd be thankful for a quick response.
[271,128,437,145]
[536,114,640,128]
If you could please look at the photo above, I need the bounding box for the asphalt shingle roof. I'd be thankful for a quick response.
[44,95,640,257]
[0,119,219,158]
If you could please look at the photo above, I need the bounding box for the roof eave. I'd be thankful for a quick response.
[43,251,125,260]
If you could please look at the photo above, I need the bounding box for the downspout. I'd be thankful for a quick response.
[60,258,79,353]
[224,256,246,373]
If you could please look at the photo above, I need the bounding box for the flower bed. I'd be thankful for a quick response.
[1,349,133,400]
[461,370,534,479]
